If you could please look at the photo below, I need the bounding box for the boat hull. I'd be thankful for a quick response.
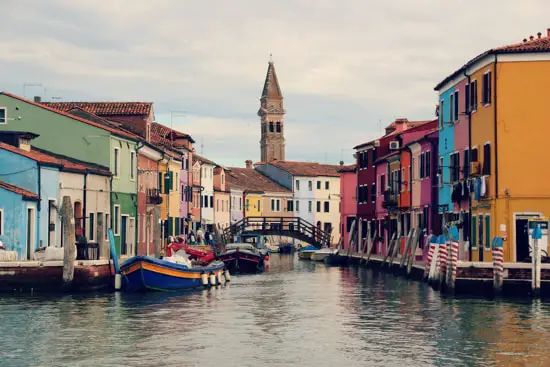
[120,256,225,292]
[219,251,264,274]
[324,254,348,266]
[298,251,315,260]
[0,260,112,292]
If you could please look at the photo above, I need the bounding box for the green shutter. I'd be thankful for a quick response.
[485,215,491,250]
[175,217,180,235]
[164,172,171,194]
[472,216,477,249]
[168,217,174,236]
[158,172,163,192]
[170,171,174,191]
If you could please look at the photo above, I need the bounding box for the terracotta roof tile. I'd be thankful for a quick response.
[193,154,218,167]
[0,181,38,200]
[338,164,356,173]
[42,102,152,116]
[226,167,290,193]
[150,122,195,149]
[268,160,347,177]
[435,33,550,90]
[0,92,138,141]
[0,142,110,176]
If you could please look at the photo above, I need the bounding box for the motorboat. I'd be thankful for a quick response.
[298,245,318,260]
[218,243,268,273]
[311,247,338,262]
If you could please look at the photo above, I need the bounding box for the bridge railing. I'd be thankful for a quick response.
[224,216,331,247]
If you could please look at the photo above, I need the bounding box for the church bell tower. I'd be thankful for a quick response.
[258,58,286,162]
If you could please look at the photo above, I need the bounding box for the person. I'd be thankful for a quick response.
[196,227,204,244]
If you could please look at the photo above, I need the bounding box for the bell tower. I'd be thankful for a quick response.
[258,58,286,162]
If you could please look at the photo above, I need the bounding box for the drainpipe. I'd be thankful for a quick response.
[493,55,499,199]
[463,67,472,261]
[83,171,88,241]
[37,162,41,248]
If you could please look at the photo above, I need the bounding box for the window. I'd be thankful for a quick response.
[471,147,479,163]
[465,83,470,113]
[317,181,321,190]
[200,195,204,208]
[276,200,280,212]
[296,200,300,212]
[450,152,460,182]
[217,199,220,212]
[296,180,300,191]
[449,93,454,125]
[105,213,110,240]
[371,149,377,165]
[471,216,477,249]
[308,201,312,212]
[210,196,214,208]
[439,156,444,185]
[271,199,275,211]
[419,153,425,179]
[401,168,405,192]
[469,80,478,112]
[130,152,136,180]
[181,185,185,201]
[325,181,329,190]
[269,122,274,132]
[324,201,329,213]
[175,172,179,190]
[89,212,95,241]
[483,143,491,175]
[453,91,459,122]
[0,209,3,235]
[346,217,354,232]
[114,205,120,236]
[239,197,242,210]
[257,199,261,212]
[308,181,312,191]
[482,72,492,105]
[438,100,444,128]
[287,200,293,212]
[113,148,120,177]
[380,175,385,195]
[425,151,431,178]
[371,184,376,202]
[246,199,250,211]
[316,201,321,212]
[464,149,470,179]
[276,121,281,133]
[0,108,6,124]
[479,214,484,250]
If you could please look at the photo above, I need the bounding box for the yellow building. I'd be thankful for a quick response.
[440,32,550,262]
[244,192,263,217]
[158,153,182,238]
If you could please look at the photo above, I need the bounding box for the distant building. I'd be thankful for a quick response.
[338,164,357,249]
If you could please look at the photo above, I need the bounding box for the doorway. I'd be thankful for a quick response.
[516,219,530,262]
[121,215,128,255]
[74,201,83,238]
[48,200,56,247]
[26,207,35,260]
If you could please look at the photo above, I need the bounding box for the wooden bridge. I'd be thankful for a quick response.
[222,216,332,248]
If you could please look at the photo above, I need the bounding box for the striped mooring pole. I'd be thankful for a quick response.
[492,237,504,295]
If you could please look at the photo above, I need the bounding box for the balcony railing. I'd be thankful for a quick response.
[382,189,398,209]
[146,188,163,205]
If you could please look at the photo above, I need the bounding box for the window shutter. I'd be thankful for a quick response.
[472,216,477,249]
[175,217,180,235]
[164,172,170,194]
[465,84,470,112]
[483,144,491,175]
[426,151,431,178]
[485,215,491,250]
[158,172,163,192]
[168,217,174,236]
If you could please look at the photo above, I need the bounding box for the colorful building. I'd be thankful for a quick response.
[434,30,550,263]
[194,155,217,231]
[213,167,230,231]
[338,164,357,249]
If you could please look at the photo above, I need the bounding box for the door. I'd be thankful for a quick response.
[121,216,128,255]
[516,219,529,262]
[26,207,35,260]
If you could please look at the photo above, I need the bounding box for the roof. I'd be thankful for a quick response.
[268,160,348,178]
[0,142,110,176]
[150,122,195,147]
[354,119,436,150]
[0,181,38,200]
[435,32,550,90]
[42,101,153,116]
[193,154,218,167]
[338,164,356,173]
[375,151,400,164]
[403,128,439,148]
[225,167,291,193]
[0,92,138,141]
[261,61,283,100]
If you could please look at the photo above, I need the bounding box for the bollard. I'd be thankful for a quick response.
[114,274,122,291]
[438,242,448,289]
[492,237,504,295]
[447,241,459,292]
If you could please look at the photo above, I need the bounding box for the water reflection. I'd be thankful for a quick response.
[1,255,550,366]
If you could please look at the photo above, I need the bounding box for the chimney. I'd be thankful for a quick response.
[33,96,41,103]
[18,136,31,152]
[530,35,534,41]
[547,28,550,38]
[538,32,542,39]
[339,160,344,166]
[245,160,253,169]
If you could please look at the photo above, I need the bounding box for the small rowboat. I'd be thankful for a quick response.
[120,256,226,292]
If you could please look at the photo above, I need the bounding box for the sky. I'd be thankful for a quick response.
[1,0,550,167]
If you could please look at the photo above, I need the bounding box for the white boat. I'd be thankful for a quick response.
[311,247,338,262]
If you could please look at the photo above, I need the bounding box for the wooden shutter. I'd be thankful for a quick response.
[158,172,163,192]
[472,216,477,249]
[485,215,491,250]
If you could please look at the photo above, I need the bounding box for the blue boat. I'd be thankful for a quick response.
[120,256,226,292]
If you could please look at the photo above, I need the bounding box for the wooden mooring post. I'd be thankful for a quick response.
[364,230,377,266]
[60,196,76,285]
[400,228,414,269]
[407,228,421,275]
[382,233,396,268]
[532,225,542,297]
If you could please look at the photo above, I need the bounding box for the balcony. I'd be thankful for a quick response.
[146,188,163,205]
[382,189,398,210]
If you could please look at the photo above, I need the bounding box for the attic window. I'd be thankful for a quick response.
[0,108,6,124]
[276,121,281,133]
[269,121,274,132]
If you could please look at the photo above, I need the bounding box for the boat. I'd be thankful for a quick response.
[279,243,294,254]
[298,245,318,260]
[324,252,348,266]
[120,255,226,292]
[266,243,280,253]
[218,243,268,273]
[311,247,337,262]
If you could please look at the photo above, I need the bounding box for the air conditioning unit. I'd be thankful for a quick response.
[470,162,481,176]
[389,141,400,150]
[374,140,381,147]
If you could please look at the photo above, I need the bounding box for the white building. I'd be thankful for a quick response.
[194,155,217,232]
[256,161,342,245]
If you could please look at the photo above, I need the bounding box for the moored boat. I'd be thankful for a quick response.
[298,245,318,260]
[120,256,226,292]
[218,243,268,273]
[311,247,337,262]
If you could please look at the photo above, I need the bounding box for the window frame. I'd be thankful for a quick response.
[0,107,6,125]
[324,201,329,213]
[483,143,491,176]
[308,201,312,213]
[130,151,136,181]
[316,201,321,213]
[482,71,492,106]
[113,147,120,178]
[89,212,95,241]
[485,215,491,251]
[105,213,110,241]
[113,205,121,236]
[325,181,329,190]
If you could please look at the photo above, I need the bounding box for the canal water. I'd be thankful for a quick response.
[1,255,550,367]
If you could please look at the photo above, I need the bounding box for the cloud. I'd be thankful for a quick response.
[1,0,550,166]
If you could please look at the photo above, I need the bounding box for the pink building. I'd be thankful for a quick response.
[338,164,356,249]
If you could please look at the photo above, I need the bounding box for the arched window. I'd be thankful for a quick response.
[276,121,281,133]
[269,121,274,132]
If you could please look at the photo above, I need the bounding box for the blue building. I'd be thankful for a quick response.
[437,86,456,216]
[0,181,39,260]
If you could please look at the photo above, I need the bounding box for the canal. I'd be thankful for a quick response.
[1,254,550,366]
